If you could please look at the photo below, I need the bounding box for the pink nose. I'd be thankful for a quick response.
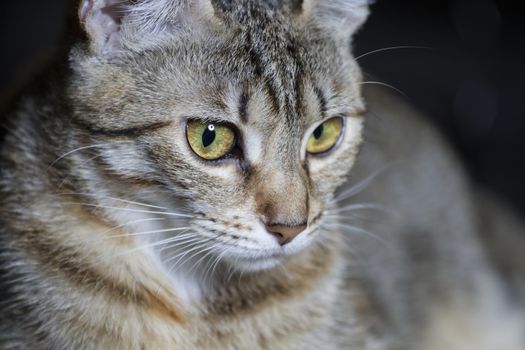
[265,223,307,246]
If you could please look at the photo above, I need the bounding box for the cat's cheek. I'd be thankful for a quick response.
[193,163,240,180]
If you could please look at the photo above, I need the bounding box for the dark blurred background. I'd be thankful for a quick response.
[0,0,524,213]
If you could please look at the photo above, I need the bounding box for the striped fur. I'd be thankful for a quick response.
[1,1,524,349]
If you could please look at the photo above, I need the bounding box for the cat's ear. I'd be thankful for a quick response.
[300,0,371,40]
[78,0,214,56]
[78,0,126,55]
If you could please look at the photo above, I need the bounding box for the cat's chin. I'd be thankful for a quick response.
[219,236,316,273]
[228,255,283,272]
[216,248,293,273]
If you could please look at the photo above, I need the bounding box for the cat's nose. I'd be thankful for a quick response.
[265,223,307,246]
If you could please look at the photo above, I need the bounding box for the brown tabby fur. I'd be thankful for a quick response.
[0,0,524,349]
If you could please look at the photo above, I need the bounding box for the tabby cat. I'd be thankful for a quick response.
[1,0,524,349]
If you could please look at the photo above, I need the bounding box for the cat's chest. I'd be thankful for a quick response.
[95,288,340,350]
[53,215,356,349]
[93,264,347,350]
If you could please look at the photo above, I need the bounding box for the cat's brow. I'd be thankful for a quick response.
[314,86,328,119]
[239,91,249,123]
[74,120,173,137]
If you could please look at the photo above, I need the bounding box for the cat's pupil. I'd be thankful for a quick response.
[202,124,216,147]
[313,124,324,140]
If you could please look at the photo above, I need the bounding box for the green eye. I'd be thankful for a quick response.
[306,117,344,155]
[186,120,236,160]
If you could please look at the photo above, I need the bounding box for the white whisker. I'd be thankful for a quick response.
[97,233,197,262]
[158,229,193,252]
[187,243,224,276]
[164,241,209,275]
[163,235,217,272]
[324,213,390,226]
[47,142,127,170]
[326,203,385,213]
[359,81,407,97]
[226,254,240,284]
[333,164,393,204]
[61,202,194,218]
[99,217,167,236]
[322,222,392,248]
[355,45,433,61]
[205,246,232,285]
[102,227,191,240]
[56,192,170,210]
[160,238,204,259]
[56,154,103,190]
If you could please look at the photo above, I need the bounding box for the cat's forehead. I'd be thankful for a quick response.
[124,22,357,128]
[100,0,364,132]
[212,0,302,24]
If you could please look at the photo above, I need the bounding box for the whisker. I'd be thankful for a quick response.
[163,235,217,271]
[187,243,224,276]
[130,188,174,195]
[225,257,237,284]
[359,81,407,97]
[47,142,128,170]
[332,164,393,204]
[325,203,386,213]
[322,222,392,248]
[201,236,240,282]
[324,213,390,226]
[152,235,207,297]
[56,154,103,190]
[164,241,211,276]
[355,45,434,61]
[101,226,191,240]
[99,217,167,236]
[161,240,197,263]
[160,238,204,260]
[61,202,194,218]
[56,192,170,211]
[236,261,245,287]
[158,229,193,252]
[97,233,197,263]
[205,246,232,285]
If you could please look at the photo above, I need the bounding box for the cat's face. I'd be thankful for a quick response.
[70,0,368,271]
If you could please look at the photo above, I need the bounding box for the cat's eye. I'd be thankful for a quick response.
[186,120,236,160]
[306,117,344,155]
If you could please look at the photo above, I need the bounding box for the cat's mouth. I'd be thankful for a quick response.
[210,230,317,272]
[184,217,320,272]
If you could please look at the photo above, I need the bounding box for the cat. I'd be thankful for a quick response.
[1,0,524,349]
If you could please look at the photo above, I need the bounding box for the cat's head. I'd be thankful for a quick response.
[69,0,369,272]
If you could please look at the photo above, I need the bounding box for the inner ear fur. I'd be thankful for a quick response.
[78,0,216,56]
[79,0,130,55]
